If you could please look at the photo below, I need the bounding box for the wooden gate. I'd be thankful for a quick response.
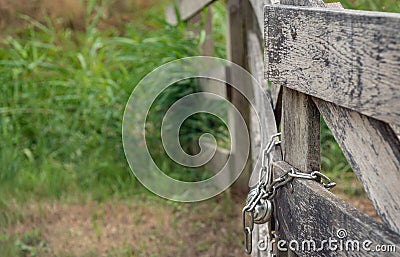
[165,0,400,256]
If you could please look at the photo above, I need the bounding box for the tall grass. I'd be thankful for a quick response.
[0,2,207,202]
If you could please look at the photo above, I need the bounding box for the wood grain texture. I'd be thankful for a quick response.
[246,6,281,256]
[203,144,230,174]
[319,0,400,234]
[265,2,324,257]
[226,0,251,193]
[280,0,325,7]
[265,5,400,125]
[165,0,216,25]
[247,31,265,87]
[314,98,400,234]
[249,0,273,36]
[247,31,282,188]
[273,161,400,257]
[280,88,320,257]
[282,88,320,172]
[202,7,214,56]
[246,0,282,126]
[325,2,343,9]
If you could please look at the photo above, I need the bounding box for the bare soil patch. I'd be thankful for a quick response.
[0,0,162,31]
[7,195,244,257]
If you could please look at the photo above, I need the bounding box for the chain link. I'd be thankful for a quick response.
[242,133,336,254]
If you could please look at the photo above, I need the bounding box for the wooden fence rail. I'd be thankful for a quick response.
[165,0,400,256]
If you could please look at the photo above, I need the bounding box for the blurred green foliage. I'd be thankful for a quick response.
[326,0,400,12]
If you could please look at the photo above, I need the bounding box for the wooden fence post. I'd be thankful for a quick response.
[226,0,252,194]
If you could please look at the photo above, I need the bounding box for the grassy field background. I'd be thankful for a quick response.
[0,0,398,256]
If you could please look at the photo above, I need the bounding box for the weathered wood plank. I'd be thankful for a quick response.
[280,88,320,257]
[247,30,282,187]
[247,8,281,256]
[282,88,320,172]
[265,2,324,257]
[280,0,325,7]
[199,66,227,98]
[226,0,251,193]
[203,144,230,173]
[165,0,216,25]
[248,0,325,37]
[273,161,400,257]
[265,5,400,125]
[314,98,400,234]
[325,2,343,9]
[318,0,400,235]
[391,124,400,140]
[247,31,265,86]
[247,0,284,125]
[202,7,214,55]
[249,0,274,37]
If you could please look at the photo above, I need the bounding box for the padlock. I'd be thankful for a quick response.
[254,199,273,224]
[245,188,273,225]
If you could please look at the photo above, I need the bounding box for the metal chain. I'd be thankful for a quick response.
[242,133,336,254]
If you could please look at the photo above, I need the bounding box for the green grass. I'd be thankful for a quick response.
[0,2,208,203]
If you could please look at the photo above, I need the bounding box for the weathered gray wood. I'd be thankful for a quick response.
[318,0,400,235]
[203,144,230,174]
[247,8,281,256]
[265,5,400,125]
[254,0,327,125]
[273,161,400,257]
[247,31,265,92]
[314,98,400,234]
[279,88,320,257]
[226,0,245,65]
[325,2,343,9]
[201,7,214,55]
[247,30,282,187]
[199,66,227,98]
[165,0,216,25]
[265,2,324,257]
[391,124,400,140]
[282,88,320,172]
[280,0,325,7]
[248,0,273,36]
[226,0,251,193]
